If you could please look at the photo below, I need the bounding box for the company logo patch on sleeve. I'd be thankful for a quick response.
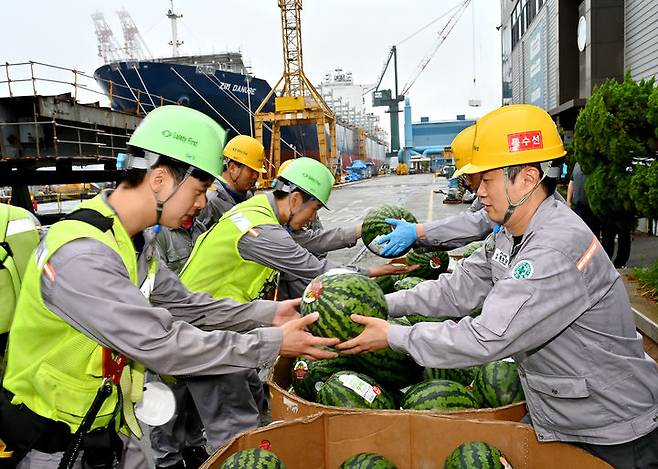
[508,130,543,153]
[512,260,534,280]
[43,261,56,282]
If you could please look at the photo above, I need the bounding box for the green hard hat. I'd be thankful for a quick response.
[128,105,227,178]
[279,157,334,208]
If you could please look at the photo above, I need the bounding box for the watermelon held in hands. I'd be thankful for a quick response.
[405,249,449,279]
[300,271,388,341]
[361,205,418,258]
[393,276,424,291]
[219,448,286,468]
[444,441,506,469]
[402,379,479,411]
[472,361,525,408]
[316,371,397,410]
[339,452,398,469]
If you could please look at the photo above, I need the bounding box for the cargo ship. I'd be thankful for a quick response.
[92,5,387,171]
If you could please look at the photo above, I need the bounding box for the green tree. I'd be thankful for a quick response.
[573,72,656,230]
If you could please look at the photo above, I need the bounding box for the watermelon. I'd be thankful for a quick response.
[339,452,398,468]
[462,242,483,259]
[220,448,286,468]
[423,366,479,387]
[300,271,388,341]
[405,249,449,279]
[290,355,359,401]
[444,441,505,469]
[361,205,418,258]
[405,314,451,324]
[374,274,404,294]
[316,371,397,410]
[393,276,424,291]
[472,361,524,408]
[402,379,479,411]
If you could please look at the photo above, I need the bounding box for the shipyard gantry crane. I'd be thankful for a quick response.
[254,0,338,182]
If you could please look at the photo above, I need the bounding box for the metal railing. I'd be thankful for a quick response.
[0,61,174,114]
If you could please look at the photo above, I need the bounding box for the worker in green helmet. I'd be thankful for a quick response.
[0,106,338,469]
[176,157,415,450]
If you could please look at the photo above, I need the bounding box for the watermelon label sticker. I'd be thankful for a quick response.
[429,256,443,269]
[293,361,308,381]
[512,260,534,280]
[338,374,377,404]
[303,280,323,303]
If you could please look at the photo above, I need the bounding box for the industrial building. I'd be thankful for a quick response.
[500,0,658,129]
[401,97,474,173]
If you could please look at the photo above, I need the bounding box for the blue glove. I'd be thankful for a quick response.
[376,218,417,257]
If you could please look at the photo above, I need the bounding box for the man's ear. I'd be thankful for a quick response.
[149,166,168,194]
[523,165,542,187]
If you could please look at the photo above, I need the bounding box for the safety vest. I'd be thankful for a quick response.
[0,204,40,334]
[180,193,278,303]
[2,194,150,436]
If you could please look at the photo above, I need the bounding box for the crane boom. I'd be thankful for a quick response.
[401,0,472,96]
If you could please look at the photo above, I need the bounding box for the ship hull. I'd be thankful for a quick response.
[93,61,386,171]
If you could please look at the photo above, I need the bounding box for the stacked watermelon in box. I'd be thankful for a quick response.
[294,270,524,412]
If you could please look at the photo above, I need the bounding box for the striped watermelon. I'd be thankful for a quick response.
[339,452,398,469]
[472,361,524,408]
[374,274,404,294]
[362,205,418,258]
[220,448,286,468]
[300,271,388,341]
[405,249,449,279]
[290,355,359,401]
[316,371,397,410]
[404,314,451,324]
[393,276,424,291]
[401,379,479,411]
[423,366,479,387]
[444,441,505,469]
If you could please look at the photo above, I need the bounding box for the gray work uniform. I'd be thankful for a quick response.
[151,181,265,457]
[239,193,362,296]
[386,196,658,446]
[420,192,564,251]
[279,216,359,299]
[22,195,281,469]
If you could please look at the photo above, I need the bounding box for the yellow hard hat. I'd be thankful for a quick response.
[451,125,475,171]
[276,159,294,178]
[223,135,267,173]
[454,104,565,177]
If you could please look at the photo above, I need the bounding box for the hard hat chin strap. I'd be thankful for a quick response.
[500,166,547,225]
[152,165,195,225]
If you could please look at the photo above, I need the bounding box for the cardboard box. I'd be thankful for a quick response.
[269,356,527,421]
[203,412,611,468]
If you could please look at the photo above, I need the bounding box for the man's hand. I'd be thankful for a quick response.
[355,223,363,240]
[335,315,390,355]
[369,263,419,278]
[272,298,302,326]
[279,313,340,360]
[376,218,418,257]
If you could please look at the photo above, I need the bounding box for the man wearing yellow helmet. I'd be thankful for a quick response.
[377,123,564,257]
[339,104,658,468]
[0,106,338,468]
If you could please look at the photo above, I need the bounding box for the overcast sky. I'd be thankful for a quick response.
[0,0,502,139]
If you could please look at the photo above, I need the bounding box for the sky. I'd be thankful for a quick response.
[0,0,502,141]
